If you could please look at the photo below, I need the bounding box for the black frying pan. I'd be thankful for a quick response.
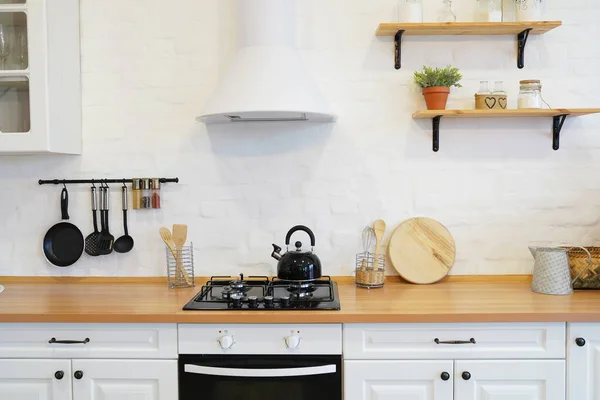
[43,188,85,267]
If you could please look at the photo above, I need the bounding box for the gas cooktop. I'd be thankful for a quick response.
[182,275,341,310]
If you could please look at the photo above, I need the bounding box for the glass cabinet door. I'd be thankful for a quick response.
[0,8,29,133]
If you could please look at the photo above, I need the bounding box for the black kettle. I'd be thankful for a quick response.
[271,225,322,281]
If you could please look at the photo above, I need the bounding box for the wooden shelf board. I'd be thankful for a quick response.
[413,109,600,119]
[376,21,562,36]
[0,75,29,89]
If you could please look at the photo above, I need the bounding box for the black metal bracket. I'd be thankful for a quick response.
[394,30,405,70]
[517,28,532,69]
[38,177,180,185]
[432,115,442,152]
[552,114,568,150]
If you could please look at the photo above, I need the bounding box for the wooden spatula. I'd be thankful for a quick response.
[159,227,191,285]
[172,224,192,285]
[373,219,386,269]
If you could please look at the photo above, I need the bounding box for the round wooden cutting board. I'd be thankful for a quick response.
[388,217,456,284]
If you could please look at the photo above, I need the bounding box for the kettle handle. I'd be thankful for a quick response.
[285,225,316,247]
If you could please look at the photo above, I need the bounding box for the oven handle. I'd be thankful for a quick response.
[184,364,336,377]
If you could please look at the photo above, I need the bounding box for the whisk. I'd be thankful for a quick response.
[361,227,375,270]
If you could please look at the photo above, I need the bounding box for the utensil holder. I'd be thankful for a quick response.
[355,251,385,288]
[166,242,195,289]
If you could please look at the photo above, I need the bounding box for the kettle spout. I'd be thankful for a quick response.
[271,244,282,261]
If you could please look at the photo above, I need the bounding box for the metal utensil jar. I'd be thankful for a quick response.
[518,80,542,109]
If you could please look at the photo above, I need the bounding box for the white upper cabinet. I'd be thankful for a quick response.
[0,0,81,154]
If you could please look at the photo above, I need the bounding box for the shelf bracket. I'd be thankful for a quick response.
[432,115,442,152]
[394,30,405,70]
[517,28,533,69]
[552,114,568,150]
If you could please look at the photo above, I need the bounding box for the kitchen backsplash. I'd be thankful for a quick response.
[0,0,599,277]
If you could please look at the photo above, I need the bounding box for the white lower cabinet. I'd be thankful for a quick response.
[0,359,178,400]
[455,360,566,400]
[0,359,72,400]
[72,359,178,400]
[567,323,600,400]
[344,360,453,400]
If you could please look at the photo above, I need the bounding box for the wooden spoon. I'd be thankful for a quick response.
[172,224,192,284]
[159,227,191,285]
[372,219,386,269]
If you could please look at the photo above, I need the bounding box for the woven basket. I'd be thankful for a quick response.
[564,247,600,289]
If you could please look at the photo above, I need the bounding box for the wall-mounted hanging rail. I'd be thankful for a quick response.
[38,178,179,185]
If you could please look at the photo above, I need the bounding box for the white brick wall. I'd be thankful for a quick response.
[0,0,599,277]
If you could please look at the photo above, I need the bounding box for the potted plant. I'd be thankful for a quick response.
[414,65,462,110]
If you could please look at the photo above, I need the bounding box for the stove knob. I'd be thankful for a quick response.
[218,334,235,349]
[248,296,258,309]
[284,331,302,349]
[231,294,243,309]
[264,296,274,308]
[280,296,290,308]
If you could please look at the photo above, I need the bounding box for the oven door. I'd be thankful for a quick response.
[179,355,342,400]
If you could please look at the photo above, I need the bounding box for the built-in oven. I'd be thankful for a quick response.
[179,354,342,400]
[177,324,343,400]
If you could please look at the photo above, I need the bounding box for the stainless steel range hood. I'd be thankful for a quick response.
[197,0,335,124]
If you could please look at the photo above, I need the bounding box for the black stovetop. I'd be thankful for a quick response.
[182,275,341,311]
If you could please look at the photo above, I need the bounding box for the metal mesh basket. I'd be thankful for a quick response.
[355,251,385,288]
[166,242,195,288]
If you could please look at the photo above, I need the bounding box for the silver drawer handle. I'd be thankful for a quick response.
[49,338,90,345]
[434,338,476,345]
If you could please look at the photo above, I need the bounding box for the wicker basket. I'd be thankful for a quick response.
[355,252,385,288]
[564,247,600,289]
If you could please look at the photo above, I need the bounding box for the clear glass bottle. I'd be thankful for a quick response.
[132,178,142,210]
[141,178,152,209]
[518,80,542,109]
[151,178,161,209]
[439,0,457,22]
[400,0,423,23]
[478,80,491,94]
[492,81,506,95]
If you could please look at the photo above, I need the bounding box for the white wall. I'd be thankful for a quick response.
[0,0,599,277]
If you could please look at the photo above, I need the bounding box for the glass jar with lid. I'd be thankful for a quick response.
[518,80,542,109]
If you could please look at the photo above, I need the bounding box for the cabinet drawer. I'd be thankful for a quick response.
[344,322,565,360]
[0,323,177,359]
[179,324,342,355]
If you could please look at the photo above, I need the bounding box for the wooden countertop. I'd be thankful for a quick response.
[1,276,600,324]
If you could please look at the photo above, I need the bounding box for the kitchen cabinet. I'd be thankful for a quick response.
[0,323,178,400]
[567,323,600,400]
[455,360,566,400]
[0,0,81,154]
[344,323,567,400]
[72,359,178,400]
[0,359,72,400]
[344,360,453,400]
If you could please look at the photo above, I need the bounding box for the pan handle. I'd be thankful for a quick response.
[61,188,69,220]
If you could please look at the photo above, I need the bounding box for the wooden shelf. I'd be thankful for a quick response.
[377,21,562,69]
[412,108,600,152]
[376,21,562,36]
[0,75,29,89]
[413,109,600,119]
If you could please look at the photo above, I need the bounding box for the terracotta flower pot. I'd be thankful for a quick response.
[422,86,450,110]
